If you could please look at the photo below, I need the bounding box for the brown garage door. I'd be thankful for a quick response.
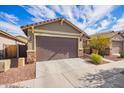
[36,36,78,61]
[112,41,122,54]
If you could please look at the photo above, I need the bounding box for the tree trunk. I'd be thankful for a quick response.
[92,49,98,54]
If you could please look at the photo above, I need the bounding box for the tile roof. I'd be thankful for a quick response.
[21,18,89,37]
[90,31,123,38]
[90,30,124,39]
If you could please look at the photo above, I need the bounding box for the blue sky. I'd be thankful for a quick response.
[0,5,124,36]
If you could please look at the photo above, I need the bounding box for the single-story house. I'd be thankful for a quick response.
[0,30,27,59]
[91,31,124,55]
[21,18,89,62]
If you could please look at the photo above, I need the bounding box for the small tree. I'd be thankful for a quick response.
[89,35,110,55]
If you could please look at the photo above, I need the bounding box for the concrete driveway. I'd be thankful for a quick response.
[36,58,95,78]
[1,58,124,88]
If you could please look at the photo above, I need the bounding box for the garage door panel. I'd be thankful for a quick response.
[36,36,78,61]
[112,41,122,54]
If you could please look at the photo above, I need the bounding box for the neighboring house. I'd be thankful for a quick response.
[0,30,27,59]
[91,31,124,55]
[21,18,89,62]
[16,35,28,44]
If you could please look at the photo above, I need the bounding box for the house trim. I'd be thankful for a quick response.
[35,29,80,36]
[21,18,89,39]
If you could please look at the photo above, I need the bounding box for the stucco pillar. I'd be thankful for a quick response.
[78,37,83,57]
[27,50,36,63]
[109,40,112,56]
[27,28,36,63]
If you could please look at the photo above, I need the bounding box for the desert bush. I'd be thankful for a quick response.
[90,53,102,64]
[120,51,124,58]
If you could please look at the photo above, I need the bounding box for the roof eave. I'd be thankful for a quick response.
[21,18,89,37]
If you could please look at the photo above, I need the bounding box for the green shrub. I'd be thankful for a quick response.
[90,53,102,64]
[120,51,124,58]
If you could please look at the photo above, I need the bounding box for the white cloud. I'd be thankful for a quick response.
[97,19,112,31]
[1,5,118,36]
[81,5,116,28]
[21,5,117,35]
[85,15,117,35]
[0,12,19,24]
[21,5,57,22]
[21,5,86,30]
[85,28,98,35]
[111,14,124,31]
[51,5,117,34]
[101,20,110,27]
[49,5,62,14]
[61,6,74,19]
[0,21,25,36]
[31,17,44,22]
[0,12,25,36]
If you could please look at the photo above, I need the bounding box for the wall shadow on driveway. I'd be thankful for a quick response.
[78,68,124,88]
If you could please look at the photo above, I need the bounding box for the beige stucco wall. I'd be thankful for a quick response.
[0,58,25,72]
[27,21,85,58]
[35,21,80,34]
[0,34,24,58]
[0,34,17,48]
[28,21,83,50]
[0,59,11,72]
[0,34,17,58]
[110,34,124,54]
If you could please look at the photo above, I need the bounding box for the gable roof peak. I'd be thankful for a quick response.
[21,18,89,37]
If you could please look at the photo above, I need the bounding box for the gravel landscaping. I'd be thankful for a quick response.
[0,63,36,85]
[104,55,124,61]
